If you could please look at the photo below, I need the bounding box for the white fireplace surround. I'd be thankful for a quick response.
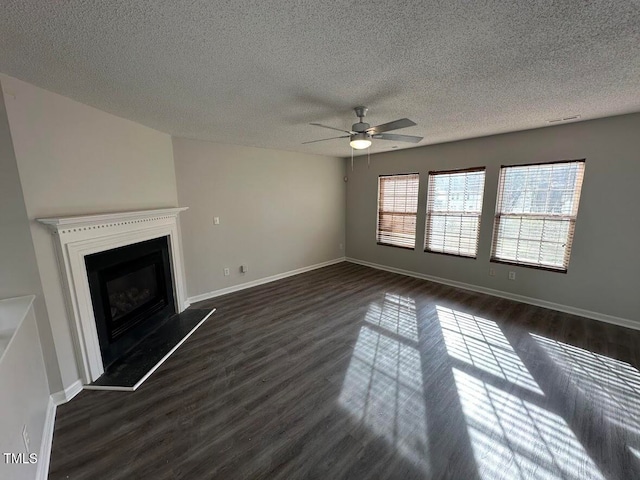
[38,208,189,384]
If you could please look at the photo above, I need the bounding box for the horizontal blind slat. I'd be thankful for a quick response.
[491,161,584,270]
[377,174,419,249]
[425,168,486,257]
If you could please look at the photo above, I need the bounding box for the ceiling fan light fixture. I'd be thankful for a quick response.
[350,133,371,150]
[306,107,422,149]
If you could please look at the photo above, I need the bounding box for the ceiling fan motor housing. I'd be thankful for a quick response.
[352,122,370,132]
[350,132,370,140]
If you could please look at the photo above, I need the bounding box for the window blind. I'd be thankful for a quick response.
[377,174,419,249]
[425,167,486,258]
[491,160,585,272]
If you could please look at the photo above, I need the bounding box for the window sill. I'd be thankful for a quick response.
[424,249,477,259]
[377,242,415,251]
[490,258,567,274]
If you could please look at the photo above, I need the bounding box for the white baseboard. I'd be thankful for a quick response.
[51,379,83,406]
[36,397,56,480]
[187,257,346,304]
[346,257,639,331]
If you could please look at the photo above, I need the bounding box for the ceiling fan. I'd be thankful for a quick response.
[303,106,423,150]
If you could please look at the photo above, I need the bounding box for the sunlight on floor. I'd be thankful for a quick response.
[453,368,604,480]
[364,293,419,341]
[436,306,542,394]
[437,306,605,480]
[339,294,429,473]
[338,300,618,479]
[532,334,640,437]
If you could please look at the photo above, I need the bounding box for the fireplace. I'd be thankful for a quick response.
[37,208,189,384]
[85,237,175,369]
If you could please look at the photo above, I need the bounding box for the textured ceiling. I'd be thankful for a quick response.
[1,1,639,157]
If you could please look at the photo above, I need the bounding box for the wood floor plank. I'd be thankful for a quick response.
[49,262,640,479]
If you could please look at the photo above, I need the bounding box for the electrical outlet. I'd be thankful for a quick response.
[489,268,496,276]
[22,425,30,453]
[223,267,230,276]
[339,243,344,250]
[213,217,220,225]
[240,265,248,273]
[508,271,516,280]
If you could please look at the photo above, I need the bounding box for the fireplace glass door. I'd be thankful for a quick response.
[86,236,175,369]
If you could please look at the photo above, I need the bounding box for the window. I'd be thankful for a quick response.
[425,167,486,258]
[491,160,585,272]
[377,174,419,249]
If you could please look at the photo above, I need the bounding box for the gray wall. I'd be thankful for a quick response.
[173,137,346,299]
[1,74,179,392]
[0,87,51,479]
[0,86,42,301]
[346,113,640,322]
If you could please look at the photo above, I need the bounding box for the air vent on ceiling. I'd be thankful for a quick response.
[547,115,581,124]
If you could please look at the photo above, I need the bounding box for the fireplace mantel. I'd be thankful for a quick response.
[38,207,188,233]
[37,207,189,384]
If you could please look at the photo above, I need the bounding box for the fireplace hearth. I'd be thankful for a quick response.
[85,236,175,369]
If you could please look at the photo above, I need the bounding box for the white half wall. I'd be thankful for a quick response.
[172,137,346,299]
[346,113,640,323]
[1,74,179,392]
[0,83,52,480]
[0,297,50,480]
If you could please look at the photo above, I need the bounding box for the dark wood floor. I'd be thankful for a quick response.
[49,262,640,479]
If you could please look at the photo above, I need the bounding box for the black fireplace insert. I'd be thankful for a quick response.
[85,236,176,369]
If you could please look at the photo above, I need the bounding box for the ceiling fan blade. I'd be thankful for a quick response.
[372,133,423,143]
[302,135,350,144]
[310,123,355,134]
[367,118,416,134]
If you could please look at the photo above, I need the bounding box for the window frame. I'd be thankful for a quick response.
[490,159,585,273]
[376,173,420,250]
[424,166,486,259]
